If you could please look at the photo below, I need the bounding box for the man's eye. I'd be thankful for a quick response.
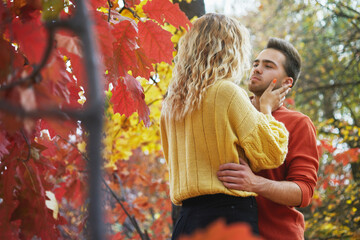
[265,65,273,68]
[253,64,258,67]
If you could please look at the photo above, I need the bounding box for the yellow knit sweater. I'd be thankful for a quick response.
[160,80,289,205]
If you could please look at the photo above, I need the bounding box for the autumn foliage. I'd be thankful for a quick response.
[2,0,360,239]
[178,220,261,240]
[0,0,191,238]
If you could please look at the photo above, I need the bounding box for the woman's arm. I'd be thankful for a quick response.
[227,83,290,172]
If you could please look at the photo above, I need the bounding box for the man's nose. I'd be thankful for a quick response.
[253,65,262,74]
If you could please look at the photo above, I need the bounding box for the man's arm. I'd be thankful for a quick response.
[217,158,302,207]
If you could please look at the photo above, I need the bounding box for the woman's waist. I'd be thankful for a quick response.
[182,193,256,208]
[171,184,257,205]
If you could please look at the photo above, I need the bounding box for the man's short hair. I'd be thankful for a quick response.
[266,37,301,86]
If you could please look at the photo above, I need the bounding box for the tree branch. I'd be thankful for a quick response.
[0,99,85,120]
[107,0,113,22]
[20,129,31,162]
[58,134,150,240]
[102,178,150,240]
[0,26,55,91]
[300,81,360,93]
[147,98,163,107]
[119,2,141,20]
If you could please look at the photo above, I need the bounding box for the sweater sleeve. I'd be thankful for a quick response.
[228,87,289,173]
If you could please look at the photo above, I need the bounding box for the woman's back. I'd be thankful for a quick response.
[161,80,288,205]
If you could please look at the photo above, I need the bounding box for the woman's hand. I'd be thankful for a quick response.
[259,79,291,114]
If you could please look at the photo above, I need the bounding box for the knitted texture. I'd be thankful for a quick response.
[160,80,289,205]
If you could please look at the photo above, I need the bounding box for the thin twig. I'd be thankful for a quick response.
[147,98,162,107]
[119,1,141,20]
[57,134,150,240]
[0,26,55,90]
[107,0,113,22]
[102,178,150,240]
[20,129,31,162]
[114,173,126,201]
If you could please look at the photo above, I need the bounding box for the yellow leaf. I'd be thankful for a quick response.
[45,191,59,220]
[134,0,148,19]
[77,141,86,153]
[78,90,86,105]
[97,6,109,14]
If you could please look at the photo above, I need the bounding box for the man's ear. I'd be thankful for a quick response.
[283,77,293,86]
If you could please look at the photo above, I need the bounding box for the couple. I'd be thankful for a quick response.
[160,13,318,240]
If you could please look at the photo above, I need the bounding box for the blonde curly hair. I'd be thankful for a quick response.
[162,13,252,120]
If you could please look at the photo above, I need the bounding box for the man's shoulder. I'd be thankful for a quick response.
[274,107,309,119]
[273,107,315,128]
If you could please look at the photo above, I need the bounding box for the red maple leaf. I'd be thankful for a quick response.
[133,196,150,209]
[108,232,123,240]
[143,0,191,30]
[90,11,118,85]
[67,147,87,172]
[38,118,77,139]
[320,139,336,153]
[130,47,154,79]
[9,160,62,239]
[93,11,116,58]
[62,52,86,88]
[89,0,108,9]
[58,177,87,208]
[0,128,10,159]
[114,44,138,77]
[112,19,138,76]
[55,31,83,57]
[0,152,21,239]
[124,0,141,8]
[0,38,24,85]
[138,20,174,64]
[54,182,67,202]
[37,50,74,106]
[0,80,34,133]
[66,82,83,108]
[11,14,47,64]
[111,74,150,127]
[179,219,261,240]
[334,148,360,165]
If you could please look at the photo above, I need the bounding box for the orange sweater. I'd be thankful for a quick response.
[256,106,319,240]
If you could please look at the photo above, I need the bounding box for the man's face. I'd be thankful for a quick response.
[248,48,288,96]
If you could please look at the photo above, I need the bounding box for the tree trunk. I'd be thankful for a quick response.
[351,161,360,183]
[173,0,205,20]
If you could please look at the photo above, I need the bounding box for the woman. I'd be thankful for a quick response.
[160,13,290,239]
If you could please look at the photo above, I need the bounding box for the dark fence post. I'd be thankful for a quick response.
[74,0,105,239]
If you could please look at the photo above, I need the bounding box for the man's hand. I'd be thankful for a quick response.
[217,157,303,206]
[216,158,260,192]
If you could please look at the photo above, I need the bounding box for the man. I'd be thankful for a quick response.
[217,37,319,239]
